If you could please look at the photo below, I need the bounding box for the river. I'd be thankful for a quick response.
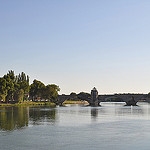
[0,102,150,150]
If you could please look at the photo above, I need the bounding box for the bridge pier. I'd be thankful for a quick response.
[90,87,100,106]
[125,96,137,106]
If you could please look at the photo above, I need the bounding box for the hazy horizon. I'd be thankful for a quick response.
[1,0,150,95]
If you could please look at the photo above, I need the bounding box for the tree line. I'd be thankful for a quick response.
[0,70,60,103]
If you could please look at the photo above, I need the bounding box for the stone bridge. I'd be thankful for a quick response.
[98,94,148,106]
[57,88,149,106]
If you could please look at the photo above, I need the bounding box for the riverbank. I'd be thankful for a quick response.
[0,101,88,107]
[63,101,88,104]
[0,101,56,107]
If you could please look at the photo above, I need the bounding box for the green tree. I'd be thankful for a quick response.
[0,78,7,102]
[70,92,77,96]
[43,84,60,102]
[15,72,30,100]
[7,70,15,81]
[1,70,30,103]
[69,92,78,101]
[14,89,24,102]
[77,92,91,101]
[29,80,45,101]
[3,74,14,103]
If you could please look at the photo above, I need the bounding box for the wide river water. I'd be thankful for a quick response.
[0,102,150,150]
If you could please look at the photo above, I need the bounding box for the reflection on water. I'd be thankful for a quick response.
[91,108,98,118]
[1,103,150,150]
[0,107,56,131]
[29,107,56,125]
[0,103,150,131]
[0,107,29,131]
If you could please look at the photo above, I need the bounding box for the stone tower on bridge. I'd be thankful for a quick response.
[91,87,100,106]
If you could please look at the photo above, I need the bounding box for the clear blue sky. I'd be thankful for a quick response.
[0,0,150,94]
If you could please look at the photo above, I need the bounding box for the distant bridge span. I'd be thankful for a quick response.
[57,93,149,106]
[98,94,148,106]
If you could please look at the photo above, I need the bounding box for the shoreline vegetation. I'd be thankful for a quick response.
[0,101,55,107]
[0,70,60,104]
[63,100,88,104]
[0,70,91,106]
[0,100,88,107]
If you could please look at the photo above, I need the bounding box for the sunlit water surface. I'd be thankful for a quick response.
[1,102,150,150]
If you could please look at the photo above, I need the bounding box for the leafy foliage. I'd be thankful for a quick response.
[0,70,29,103]
[29,80,45,100]
[30,80,60,102]
[0,70,60,103]
[0,78,7,102]
[77,92,91,101]
[14,89,24,102]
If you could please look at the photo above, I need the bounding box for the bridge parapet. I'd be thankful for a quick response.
[98,94,148,106]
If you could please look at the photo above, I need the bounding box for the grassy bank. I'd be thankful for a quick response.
[63,101,88,104]
[0,100,88,107]
[0,101,56,107]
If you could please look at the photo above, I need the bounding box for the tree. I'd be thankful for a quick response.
[3,74,14,103]
[7,70,15,81]
[48,84,60,102]
[15,72,30,100]
[1,70,30,103]
[14,89,24,102]
[29,80,45,101]
[0,70,61,104]
[42,84,60,102]
[69,92,78,101]
[70,92,77,96]
[77,92,91,101]
[0,78,7,102]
